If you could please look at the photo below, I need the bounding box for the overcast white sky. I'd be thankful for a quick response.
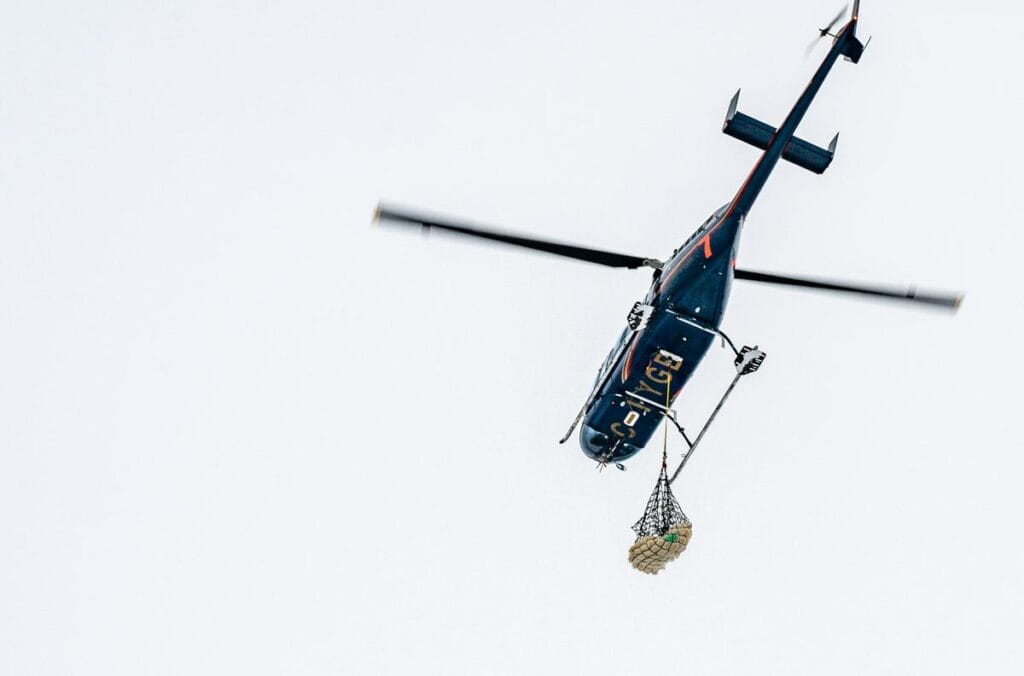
[2,1,1023,674]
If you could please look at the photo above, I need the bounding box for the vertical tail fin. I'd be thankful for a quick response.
[841,36,866,63]
[841,0,868,63]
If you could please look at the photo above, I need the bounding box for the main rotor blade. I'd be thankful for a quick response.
[734,268,962,310]
[374,204,657,269]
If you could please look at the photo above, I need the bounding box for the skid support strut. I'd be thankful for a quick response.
[668,345,766,485]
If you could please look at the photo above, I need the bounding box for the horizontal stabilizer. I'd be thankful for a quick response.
[723,90,837,174]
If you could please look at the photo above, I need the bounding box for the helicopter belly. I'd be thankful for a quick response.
[579,314,716,463]
[579,240,738,463]
[660,216,740,322]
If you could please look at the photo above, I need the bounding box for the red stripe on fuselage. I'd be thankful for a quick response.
[621,327,643,382]
[659,139,771,287]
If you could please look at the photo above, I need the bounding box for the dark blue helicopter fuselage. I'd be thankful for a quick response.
[578,18,864,463]
[578,205,742,463]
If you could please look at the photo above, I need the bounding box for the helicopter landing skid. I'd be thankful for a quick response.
[667,345,766,485]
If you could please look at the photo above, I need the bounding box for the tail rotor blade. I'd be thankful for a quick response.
[805,37,823,58]
[824,4,849,34]
[374,203,660,269]
[806,3,849,57]
[734,268,963,311]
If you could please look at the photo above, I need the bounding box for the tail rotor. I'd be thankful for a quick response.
[804,4,849,58]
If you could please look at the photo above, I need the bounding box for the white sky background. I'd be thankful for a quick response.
[2,1,1022,673]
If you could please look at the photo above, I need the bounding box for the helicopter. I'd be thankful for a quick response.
[374,1,961,472]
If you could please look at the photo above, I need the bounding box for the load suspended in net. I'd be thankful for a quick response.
[629,461,692,574]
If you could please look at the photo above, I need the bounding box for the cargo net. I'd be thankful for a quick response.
[629,461,692,575]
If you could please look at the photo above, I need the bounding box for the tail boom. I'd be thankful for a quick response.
[727,10,866,215]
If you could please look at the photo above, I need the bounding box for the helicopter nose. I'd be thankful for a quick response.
[580,425,641,464]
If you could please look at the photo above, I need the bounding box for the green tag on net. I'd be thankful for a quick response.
[664,533,679,543]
